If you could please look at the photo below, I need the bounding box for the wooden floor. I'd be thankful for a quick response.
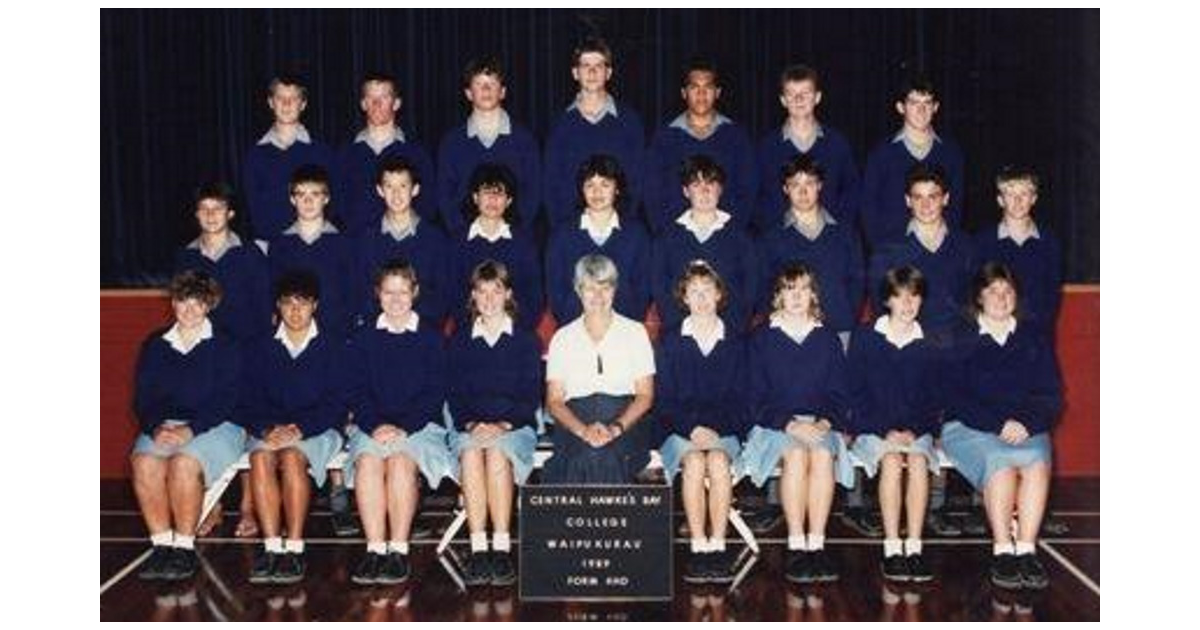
[100,478,1099,621]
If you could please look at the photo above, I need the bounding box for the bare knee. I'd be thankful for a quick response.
[782,448,809,474]
[386,456,418,483]
[906,453,929,472]
[809,449,833,472]
[705,451,731,479]
[880,452,904,472]
[131,453,166,480]
[681,453,707,482]
[250,450,277,472]
[485,448,511,474]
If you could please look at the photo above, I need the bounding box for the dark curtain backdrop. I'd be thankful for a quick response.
[101,8,1098,286]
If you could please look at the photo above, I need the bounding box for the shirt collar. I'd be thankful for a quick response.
[568,94,619,123]
[187,232,244,263]
[669,112,732,140]
[977,314,1017,346]
[906,219,948,252]
[681,315,726,355]
[467,218,513,243]
[274,320,320,358]
[873,314,924,349]
[676,209,732,242]
[161,318,214,355]
[471,315,514,347]
[258,124,312,150]
[284,220,339,244]
[381,213,420,241]
[769,313,821,344]
[998,220,1042,244]
[780,122,825,152]
[376,312,420,335]
[891,128,943,144]
[783,208,837,240]
[580,211,621,243]
[354,126,406,155]
[467,109,512,142]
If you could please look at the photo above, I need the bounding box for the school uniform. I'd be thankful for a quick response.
[335,127,437,235]
[544,213,652,324]
[450,220,544,331]
[754,123,860,232]
[354,215,451,326]
[861,130,966,249]
[242,126,336,241]
[268,221,356,339]
[973,221,1064,339]
[174,233,272,344]
[652,210,758,332]
[437,110,541,235]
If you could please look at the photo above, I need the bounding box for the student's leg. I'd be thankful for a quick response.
[878,452,904,541]
[131,453,171,536]
[236,472,259,537]
[250,450,282,539]
[680,452,709,543]
[354,455,387,545]
[780,449,811,540]
[484,448,515,535]
[166,454,205,537]
[384,455,420,544]
[460,448,489,540]
[1015,462,1051,545]
[904,454,930,540]
[983,467,1018,544]
[278,448,312,541]
[806,449,835,538]
[705,450,733,543]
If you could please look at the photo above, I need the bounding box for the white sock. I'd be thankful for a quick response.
[993,541,1016,556]
[493,531,511,553]
[470,532,489,553]
[883,538,904,557]
[284,539,305,554]
[690,537,708,553]
[173,534,195,550]
[264,536,284,553]
[787,535,808,551]
[710,537,727,552]
[367,541,388,555]
[904,538,923,556]
[388,540,410,555]
[150,531,174,547]
[807,533,825,551]
[1015,541,1036,556]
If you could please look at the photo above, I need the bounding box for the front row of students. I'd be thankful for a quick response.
[131,254,1060,591]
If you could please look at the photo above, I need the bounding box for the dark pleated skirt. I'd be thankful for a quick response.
[541,394,651,484]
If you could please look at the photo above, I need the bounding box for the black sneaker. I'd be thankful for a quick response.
[137,546,174,581]
[706,549,736,585]
[162,548,199,581]
[842,508,884,537]
[1017,554,1049,590]
[745,505,784,534]
[683,552,710,584]
[249,549,278,584]
[926,511,963,537]
[490,551,517,587]
[330,510,362,538]
[377,552,411,585]
[881,554,911,582]
[811,549,840,583]
[906,553,934,582]
[990,554,1023,589]
[784,550,815,584]
[351,552,383,585]
[274,552,306,585]
[462,552,492,587]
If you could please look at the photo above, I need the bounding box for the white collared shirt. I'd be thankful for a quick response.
[580,212,621,245]
[354,125,406,156]
[568,93,619,124]
[187,232,244,263]
[681,315,726,357]
[781,122,824,153]
[998,220,1041,247]
[381,213,420,242]
[467,109,512,149]
[770,313,822,345]
[669,112,731,141]
[546,313,656,401]
[977,314,1017,346]
[274,321,320,359]
[676,209,731,244]
[258,124,312,151]
[784,208,837,241]
[471,315,514,348]
[162,318,214,355]
[284,220,339,245]
[907,219,948,253]
[873,315,924,350]
[376,312,420,335]
[467,218,513,243]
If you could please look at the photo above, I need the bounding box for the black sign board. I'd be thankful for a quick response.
[519,484,673,601]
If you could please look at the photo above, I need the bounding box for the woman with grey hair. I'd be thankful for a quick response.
[542,254,656,483]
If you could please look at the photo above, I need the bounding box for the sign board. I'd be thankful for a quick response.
[519,484,673,601]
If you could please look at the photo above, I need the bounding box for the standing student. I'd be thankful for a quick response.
[447,261,542,587]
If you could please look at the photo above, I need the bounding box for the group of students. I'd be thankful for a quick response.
[127,37,1065,594]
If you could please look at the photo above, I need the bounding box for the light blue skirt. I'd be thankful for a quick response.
[132,421,247,488]
[850,433,940,479]
[738,424,855,489]
[659,433,742,482]
[344,422,455,490]
[450,425,538,485]
[940,420,1052,491]
[248,428,345,488]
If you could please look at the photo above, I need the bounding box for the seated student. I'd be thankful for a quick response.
[344,260,453,586]
[241,271,347,585]
[543,254,656,484]
[355,157,450,326]
[656,262,748,584]
[760,154,865,349]
[268,165,355,338]
[973,165,1063,341]
[741,263,853,584]
[846,265,941,584]
[447,261,542,587]
[652,155,757,333]
[451,163,543,331]
[131,271,245,581]
[545,155,652,324]
[941,263,1062,591]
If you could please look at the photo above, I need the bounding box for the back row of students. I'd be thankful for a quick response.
[242,39,971,252]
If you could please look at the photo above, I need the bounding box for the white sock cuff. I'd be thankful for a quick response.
[993,541,1016,556]
[264,536,284,553]
[173,535,196,550]
[787,535,808,551]
[367,541,388,555]
[1015,541,1036,555]
[493,531,512,552]
[710,537,727,552]
[388,540,410,555]
[807,533,826,551]
[904,538,923,556]
[470,532,489,553]
[883,538,904,557]
[284,539,305,554]
[150,531,174,547]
